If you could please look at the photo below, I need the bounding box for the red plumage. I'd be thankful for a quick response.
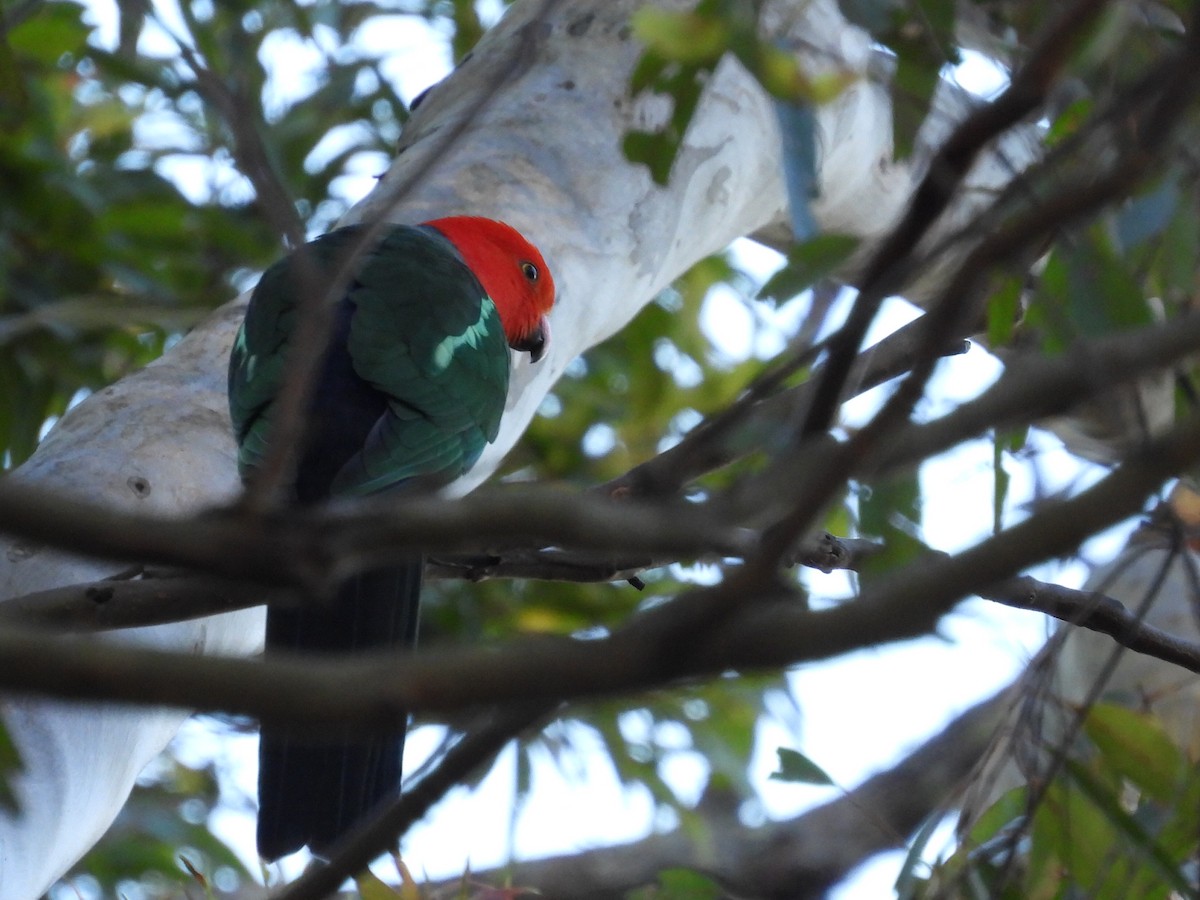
[425,216,556,353]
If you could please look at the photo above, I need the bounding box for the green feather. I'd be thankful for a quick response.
[227,224,511,496]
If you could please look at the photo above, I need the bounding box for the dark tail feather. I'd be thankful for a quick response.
[256,558,422,861]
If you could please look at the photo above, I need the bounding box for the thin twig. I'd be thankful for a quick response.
[276,703,554,900]
[409,688,1013,899]
[604,315,967,499]
[800,0,1112,440]
[741,28,1200,579]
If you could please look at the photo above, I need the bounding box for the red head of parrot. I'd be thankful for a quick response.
[425,216,556,362]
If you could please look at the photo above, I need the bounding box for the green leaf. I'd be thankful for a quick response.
[992,431,1011,534]
[1116,176,1179,251]
[642,868,724,900]
[1065,229,1156,338]
[623,130,678,187]
[1036,775,1119,892]
[757,234,858,301]
[985,276,1023,347]
[450,0,486,62]
[5,1,88,64]
[894,809,948,899]
[356,868,403,899]
[1083,704,1186,804]
[886,3,960,158]
[770,747,834,785]
[630,7,729,64]
[965,785,1028,847]
[1028,228,1157,357]
[1151,188,1200,301]
[857,474,928,582]
[622,55,708,186]
[1060,758,1196,898]
[1046,96,1095,147]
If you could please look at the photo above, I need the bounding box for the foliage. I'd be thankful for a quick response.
[919,704,1200,899]
[0,0,412,467]
[624,0,850,187]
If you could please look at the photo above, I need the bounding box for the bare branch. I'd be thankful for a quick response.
[604,314,969,500]
[0,480,750,593]
[871,312,1200,476]
[0,409,1197,728]
[978,575,1200,674]
[412,687,1014,899]
[802,0,1112,439]
[0,533,872,634]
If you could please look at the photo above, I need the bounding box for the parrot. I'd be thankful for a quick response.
[227,216,556,861]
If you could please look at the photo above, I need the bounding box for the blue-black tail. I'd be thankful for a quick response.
[256,559,422,861]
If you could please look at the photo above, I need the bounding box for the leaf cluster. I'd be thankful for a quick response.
[921,704,1200,899]
[0,0,429,467]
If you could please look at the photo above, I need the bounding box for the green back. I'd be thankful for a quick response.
[228,224,511,496]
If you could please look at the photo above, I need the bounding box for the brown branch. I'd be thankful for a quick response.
[426,548,658,586]
[0,410,1197,729]
[0,534,871,634]
[604,314,968,499]
[1,313,1197,639]
[870,311,1200,476]
[820,546,1200,675]
[700,414,1200,676]
[978,574,1200,676]
[731,311,1200,580]
[410,687,1013,899]
[788,533,883,573]
[0,480,749,593]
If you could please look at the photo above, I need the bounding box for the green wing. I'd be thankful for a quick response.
[229,227,365,479]
[333,226,510,495]
[227,225,511,495]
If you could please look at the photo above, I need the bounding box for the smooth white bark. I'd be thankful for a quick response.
[0,0,1036,894]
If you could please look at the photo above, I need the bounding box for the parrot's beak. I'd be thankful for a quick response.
[513,314,551,363]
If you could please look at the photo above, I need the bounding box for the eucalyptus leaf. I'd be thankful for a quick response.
[769,747,834,785]
[758,234,858,301]
[1084,704,1186,804]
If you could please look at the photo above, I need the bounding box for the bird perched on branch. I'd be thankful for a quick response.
[227,217,555,860]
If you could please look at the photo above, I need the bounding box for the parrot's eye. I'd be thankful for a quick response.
[521,261,539,282]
